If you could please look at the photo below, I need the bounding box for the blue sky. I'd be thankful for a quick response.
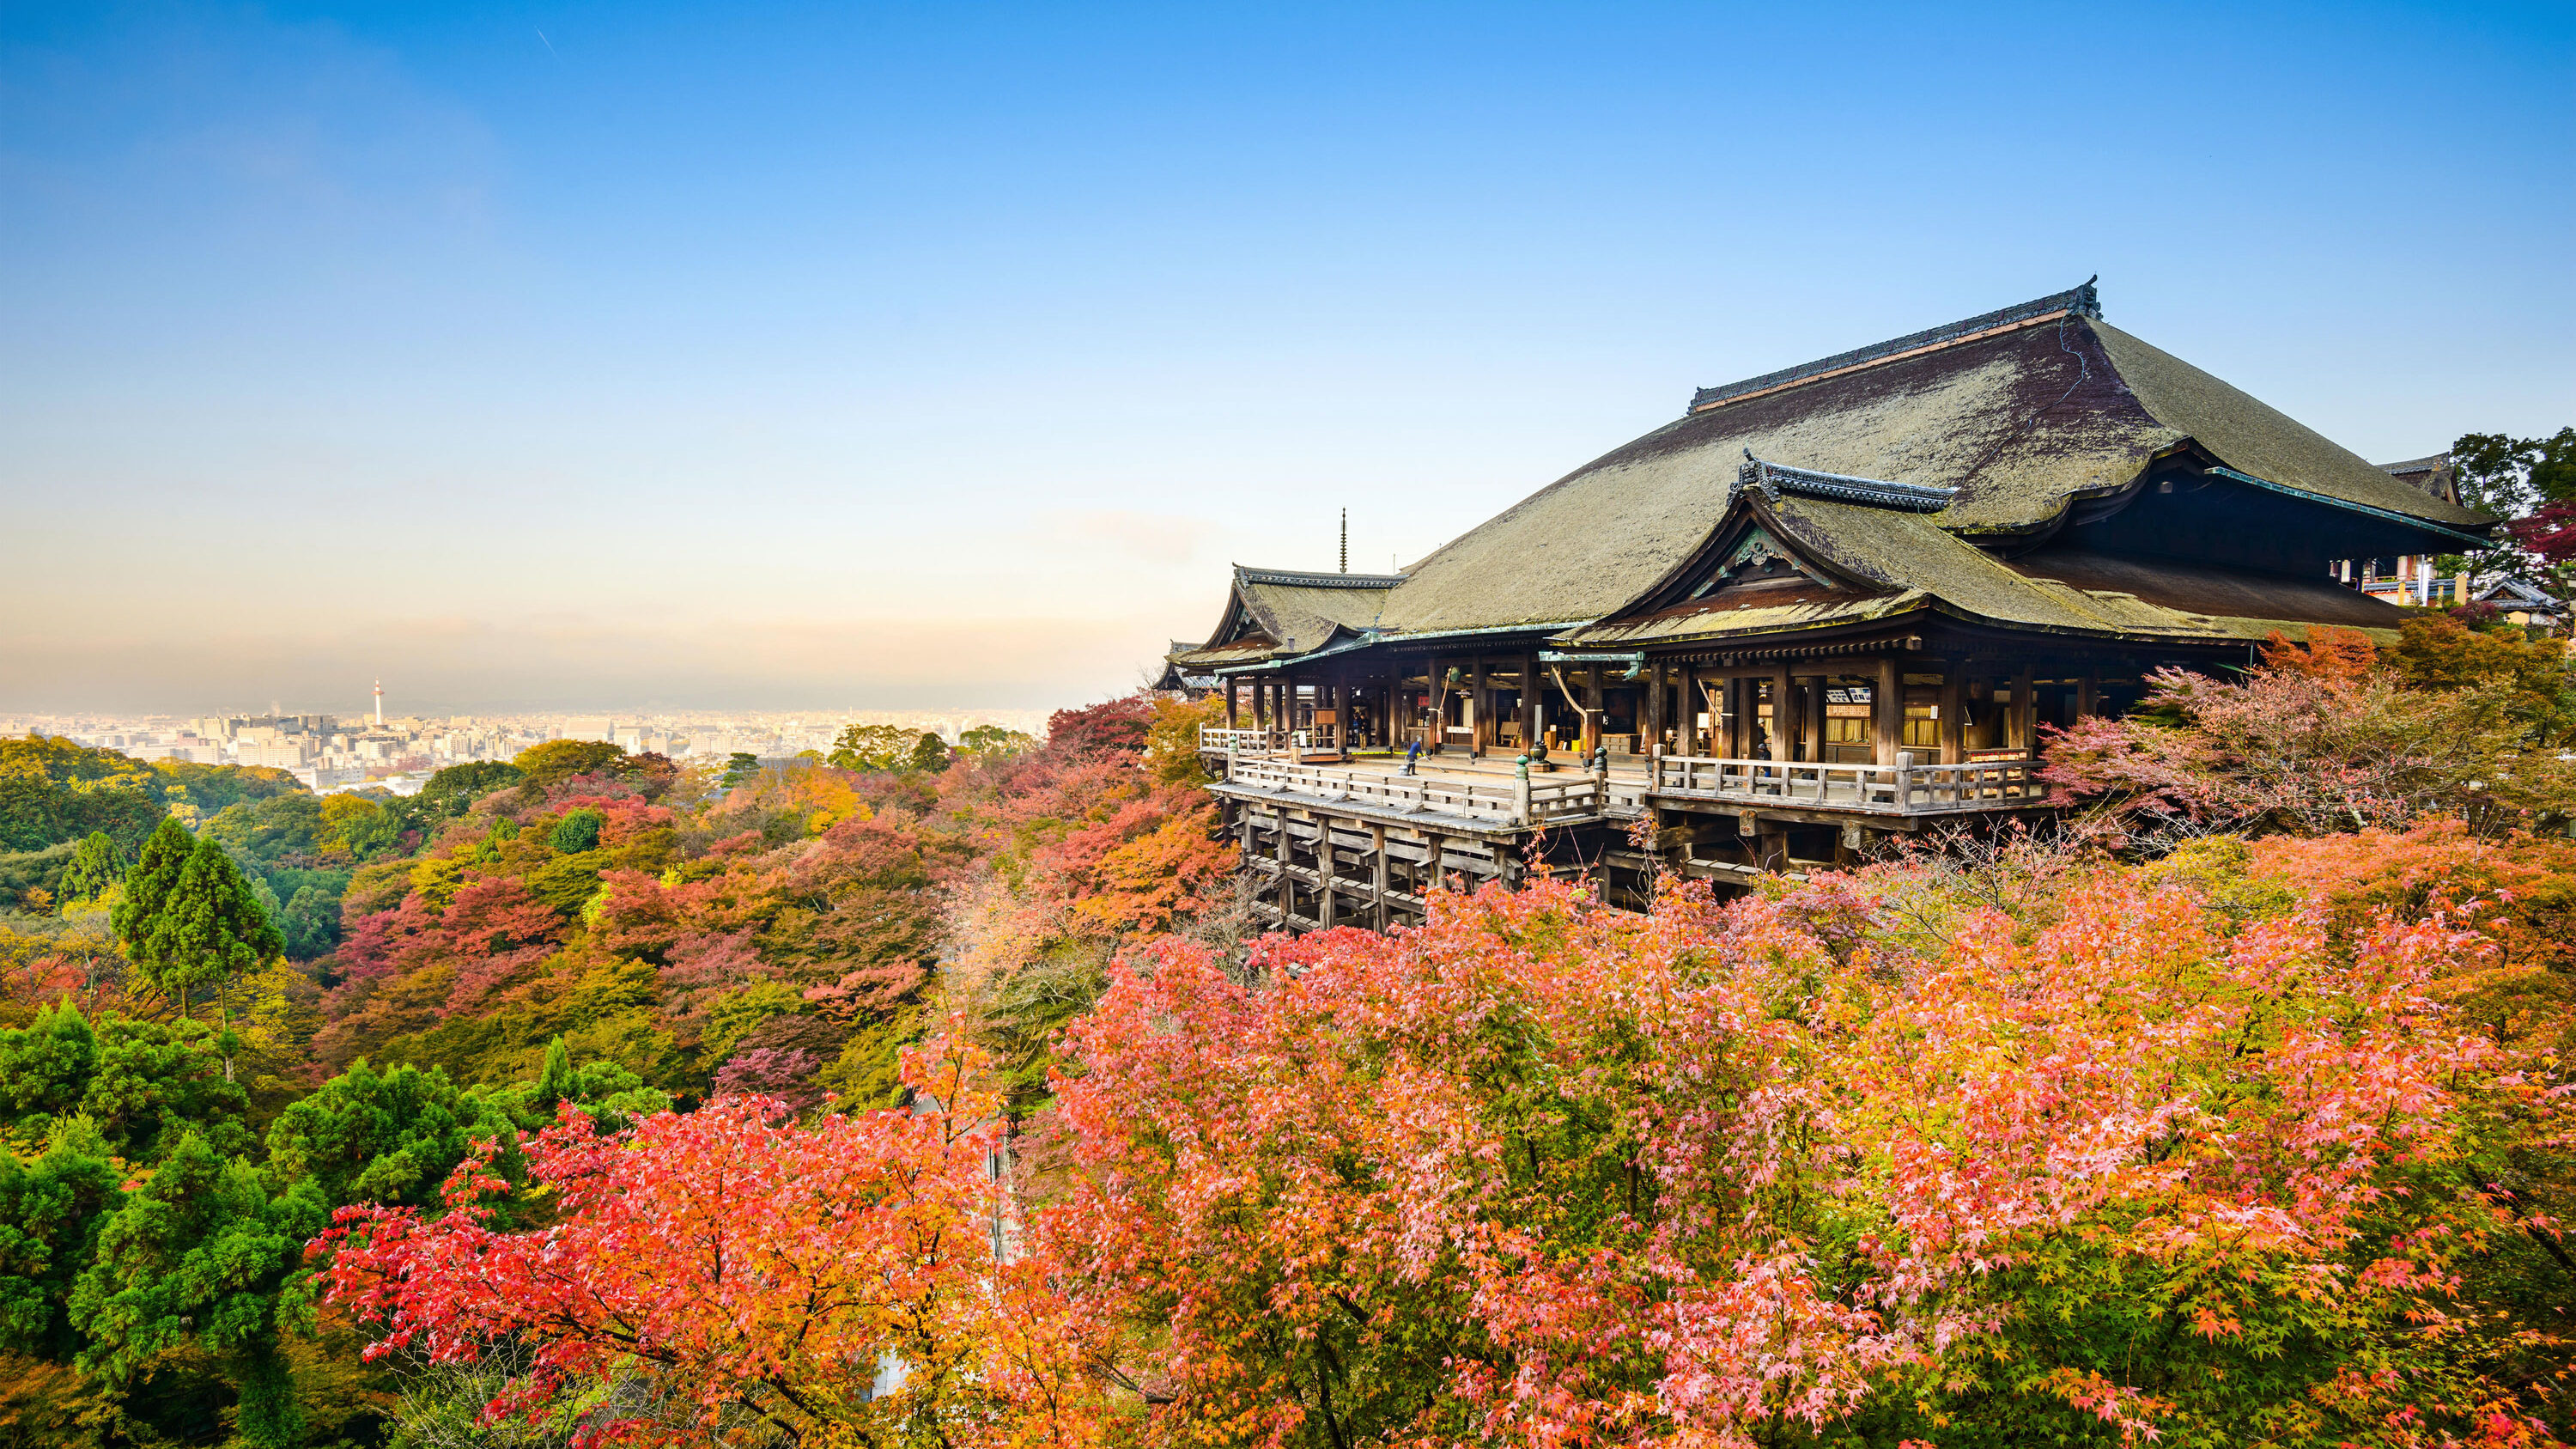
[3,1,2569,715]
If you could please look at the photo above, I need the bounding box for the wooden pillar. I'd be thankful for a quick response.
[1720,676,1741,758]
[1276,811,1294,919]
[1504,649,1525,747]
[1803,674,1826,762]
[1679,662,1700,755]
[1471,658,1490,756]
[2078,666,2099,721]
[1770,667,1792,760]
[1370,824,1389,928]
[1582,665,1603,755]
[1874,656,1904,766]
[1320,821,1337,929]
[2013,663,2034,755]
[1226,681,1240,730]
[1425,832,1444,897]
[1645,661,1666,753]
[1939,663,1965,765]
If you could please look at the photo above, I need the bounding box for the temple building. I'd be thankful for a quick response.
[1163,281,2496,928]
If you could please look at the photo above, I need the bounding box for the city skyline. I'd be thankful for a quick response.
[4,1,2569,712]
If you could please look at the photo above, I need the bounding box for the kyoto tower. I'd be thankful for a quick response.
[373,679,384,727]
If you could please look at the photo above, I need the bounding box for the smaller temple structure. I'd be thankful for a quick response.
[1165,281,2498,929]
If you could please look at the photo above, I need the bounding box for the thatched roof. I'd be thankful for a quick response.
[1170,283,2486,668]
[1169,566,1400,667]
[1560,485,2410,650]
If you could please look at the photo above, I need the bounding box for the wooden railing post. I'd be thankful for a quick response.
[1514,755,1533,826]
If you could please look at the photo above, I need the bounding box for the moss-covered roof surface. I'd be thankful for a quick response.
[1171,289,2479,667]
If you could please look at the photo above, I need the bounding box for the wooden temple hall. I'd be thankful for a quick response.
[1161,281,2497,929]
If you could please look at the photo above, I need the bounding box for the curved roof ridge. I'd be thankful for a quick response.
[1740,451,1957,512]
[1233,564,1407,588]
[1690,278,2102,415]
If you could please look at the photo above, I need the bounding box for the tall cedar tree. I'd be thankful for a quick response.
[140,839,283,1021]
[108,818,194,953]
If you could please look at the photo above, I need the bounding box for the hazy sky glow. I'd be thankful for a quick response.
[4,1,2570,715]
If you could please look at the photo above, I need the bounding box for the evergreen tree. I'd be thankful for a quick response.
[548,807,605,855]
[138,839,282,1022]
[906,731,952,774]
[69,1130,313,1449]
[54,832,125,905]
[107,817,193,955]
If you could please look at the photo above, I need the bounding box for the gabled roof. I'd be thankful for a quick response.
[1364,283,2489,637]
[1169,565,1401,667]
[1176,283,2488,665]
[1559,475,2412,649]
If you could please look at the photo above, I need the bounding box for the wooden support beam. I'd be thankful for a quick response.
[1803,674,1826,762]
[1504,649,1525,747]
[1771,667,1793,760]
[1320,827,1338,929]
[1471,657,1490,757]
[1645,661,1666,755]
[1582,665,1602,755]
[1370,823,1389,928]
[1276,811,1292,916]
[1679,662,1700,755]
[1939,663,1965,765]
[2078,666,2099,721]
[1874,655,1903,766]
[2014,663,2034,756]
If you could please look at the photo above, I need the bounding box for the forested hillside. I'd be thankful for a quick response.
[0,635,2572,1447]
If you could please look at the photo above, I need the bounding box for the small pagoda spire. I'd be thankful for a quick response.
[1340,508,1348,574]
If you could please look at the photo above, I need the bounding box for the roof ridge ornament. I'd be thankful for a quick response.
[1690,277,2103,416]
[1738,450,1957,512]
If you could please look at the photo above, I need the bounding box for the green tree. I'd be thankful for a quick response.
[109,818,194,958]
[826,722,912,772]
[548,807,606,855]
[264,1059,518,1216]
[905,731,951,775]
[511,740,627,789]
[54,832,125,905]
[0,1004,254,1163]
[722,751,762,787]
[137,839,283,1022]
[69,1130,315,1449]
[276,883,341,959]
[0,1116,123,1361]
[413,759,524,818]
[2455,427,2576,514]
[957,724,1037,761]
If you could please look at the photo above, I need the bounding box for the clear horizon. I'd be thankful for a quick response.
[5,1,2570,714]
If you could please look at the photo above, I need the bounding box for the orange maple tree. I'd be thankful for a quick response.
[319,1029,1102,1449]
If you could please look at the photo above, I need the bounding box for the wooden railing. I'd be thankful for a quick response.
[1200,727,1280,753]
[1222,758,1607,828]
[1649,753,2044,813]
